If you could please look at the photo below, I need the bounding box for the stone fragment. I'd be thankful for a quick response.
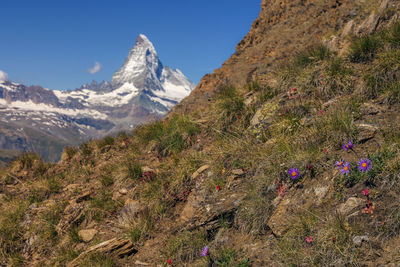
[118,199,142,226]
[341,20,354,37]
[232,169,245,176]
[191,165,210,179]
[353,235,370,247]
[56,202,85,234]
[357,13,380,35]
[78,229,98,242]
[119,188,128,195]
[135,260,150,266]
[67,238,137,267]
[355,123,379,143]
[338,197,364,216]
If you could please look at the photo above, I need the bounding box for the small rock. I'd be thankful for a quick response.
[322,98,338,108]
[78,229,98,242]
[226,175,239,189]
[142,166,155,173]
[341,20,354,37]
[299,116,312,126]
[250,109,263,126]
[232,169,245,176]
[338,197,364,216]
[379,0,390,13]
[135,260,149,266]
[64,184,80,192]
[361,103,380,115]
[314,186,329,203]
[119,188,128,195]
[112,191,122,201]
[118,199,142,226]
[244,97,254,106]
[357,13,380,35]
[191,165,210,179]
[355,123,379,143]
[353,235,369,247]
[74,190,91,203]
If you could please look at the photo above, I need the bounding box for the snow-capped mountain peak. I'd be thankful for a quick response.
[111,34,162,89]
[109,34,195,113]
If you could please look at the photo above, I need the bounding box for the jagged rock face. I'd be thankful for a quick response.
[0,34,195,162]
[111,34,164,90]
[171,0,376,116]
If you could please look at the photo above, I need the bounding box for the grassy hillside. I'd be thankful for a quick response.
[2,9,400,267]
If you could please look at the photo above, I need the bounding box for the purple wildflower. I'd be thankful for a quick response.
[288,168,300,180]
[342,141,353,152]
[201,246,209,257]
[340,162,351,175]
[358,158,372,172]
[335,159,345,168]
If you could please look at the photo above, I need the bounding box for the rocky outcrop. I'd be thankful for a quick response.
[172,0,400,117]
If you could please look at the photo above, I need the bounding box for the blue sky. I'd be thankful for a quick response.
[0,0,260,90]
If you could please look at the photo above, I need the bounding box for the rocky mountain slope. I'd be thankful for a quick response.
[0,34,194,164]
[2,0,400,266]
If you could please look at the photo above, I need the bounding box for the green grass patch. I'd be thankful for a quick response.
[349,35,380,62]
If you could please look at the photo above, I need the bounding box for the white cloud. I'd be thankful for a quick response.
[88,62,102,74]
[0,70,8,82]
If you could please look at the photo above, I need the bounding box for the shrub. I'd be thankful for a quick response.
[136,116,199,155]
[163,230,207,264]
[79,143,92,157]
[215,248,236,267]
[126,161,142,180]
[349,35,379,62]
[63,146,78,160]
[127,227,141,243]
[78,252,114,267]
[364,49,400,103]
[15,153,40,169]
[96,135,115,152]
[246,80,261,92]
[216,86,245,129]
[294,44,331,69]
[381,22,400,48]
[100,175,113,187]
[0,199,29,259]
[257,85,279,103]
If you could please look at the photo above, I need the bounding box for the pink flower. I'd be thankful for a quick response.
[305,236,313,244]
[167,258,172,265]
[318,110,323,115]
[323,148,328,154]
[362,188,370,196]
[216,185,221,191]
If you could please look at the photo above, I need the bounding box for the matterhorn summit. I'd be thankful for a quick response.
[111,34,195,109]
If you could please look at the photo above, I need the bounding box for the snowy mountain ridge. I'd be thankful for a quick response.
[0,34,195,162]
